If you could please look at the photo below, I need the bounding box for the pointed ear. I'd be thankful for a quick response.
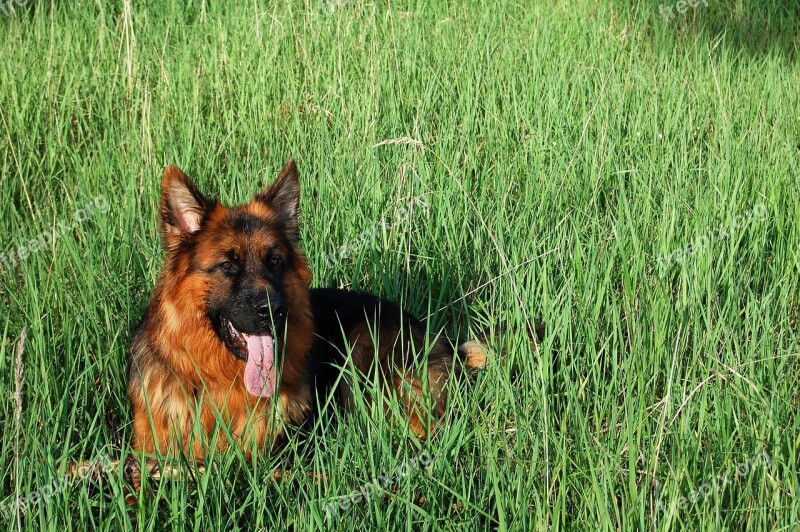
[160,166,209,250]
[256,159,301,239]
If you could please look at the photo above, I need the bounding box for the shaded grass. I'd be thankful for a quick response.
[0,0,798,529]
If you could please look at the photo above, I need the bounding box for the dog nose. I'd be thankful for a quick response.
[256,301,270,317]
[255,295,286,319]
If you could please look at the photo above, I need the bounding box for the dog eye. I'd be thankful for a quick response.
[219,260,237,273]
[267,256,282,269]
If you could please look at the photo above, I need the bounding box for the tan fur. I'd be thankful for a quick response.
[459,340,488,370]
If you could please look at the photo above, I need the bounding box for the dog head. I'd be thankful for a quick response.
[157,160,313,397]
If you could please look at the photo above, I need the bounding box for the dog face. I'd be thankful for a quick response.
[158,160,312,397]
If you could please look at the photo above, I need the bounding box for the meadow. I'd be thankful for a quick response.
[0,0,798,529]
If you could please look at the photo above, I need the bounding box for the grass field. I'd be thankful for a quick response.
[1,0,799,529]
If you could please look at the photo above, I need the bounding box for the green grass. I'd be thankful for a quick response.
[1,0,799,529]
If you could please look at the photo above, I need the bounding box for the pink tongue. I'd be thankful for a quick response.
[243,334,276,397]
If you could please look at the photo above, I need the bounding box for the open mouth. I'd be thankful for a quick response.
[220,317,278,398]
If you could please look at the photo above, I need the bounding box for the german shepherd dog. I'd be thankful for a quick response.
[128,160,486,461]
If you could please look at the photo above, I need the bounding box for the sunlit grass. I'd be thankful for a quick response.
[0,1,798,529]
